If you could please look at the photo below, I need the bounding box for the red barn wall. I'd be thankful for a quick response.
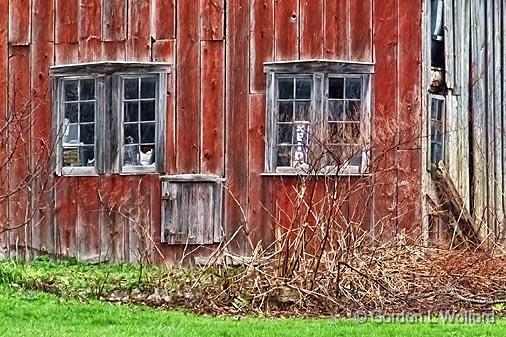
[0,0,423,264]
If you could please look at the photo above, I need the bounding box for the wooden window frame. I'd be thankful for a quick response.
[51,62,170,176]
[263,60,373,176]
[427,94,446,167]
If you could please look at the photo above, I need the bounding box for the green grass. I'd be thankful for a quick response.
[1,258,506,336]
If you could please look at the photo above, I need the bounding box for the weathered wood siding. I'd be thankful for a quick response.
[0,0,424,263]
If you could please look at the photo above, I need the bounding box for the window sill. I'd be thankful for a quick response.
[260,171,372,178]
[59,167,98,176]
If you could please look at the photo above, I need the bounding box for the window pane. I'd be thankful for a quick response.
[64,103,78,123]
[328,101,344,121]
[64,80,78,101]
[431,143,443,164]
[141,77,156,98]
[124,102,139,122]
[80,102,95,123]
[293,124,309,145]
[63,148,79,166]
[345,78,362,99]
[295,78,311,99]
[278,102,293,122]
[328,78,344,99]
[141,123,156,143]
[278,78,294,99]
[295,102,310,121]
[328,123,343,144]
[292,145,307,166]
[140,145,155,166]
[277,146,291,167]
[124,79,139,99]
[79,146,95,166]
[345,101,361,121]
[124,124,139,144]
[344,123,361,144]
[63,124,78,144]
[80,124,94,144]
[123,145,140,166]
[140,101,156,121]
[277,124,292,144]
[431,98,444,120]
[80,79,95,100]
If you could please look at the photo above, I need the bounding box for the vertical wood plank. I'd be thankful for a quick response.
[127,0,151,61]
[55,0,78,44]
[154,0,175,39]
[201,41,225,175]
[250,0,274,93]
[8,0,31,45]
[102,0,127,42]
[8,45,31,257]
[55,177,78,257]
[76,177,101,260]
[372,0,399,233]
[300,0,323,59]
[397,0,422,230]
[201,0,224,40]
[323,0,349,59]
[0,1,9,255]
[78,0,102,62]
[226,0,250,253]
[30,0,55,255]
[274,0,299,60]
[176,1,201,173]
[349,0,373,62]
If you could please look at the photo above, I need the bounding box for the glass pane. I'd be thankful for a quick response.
[64,103,78,123]
[292,145,307,166]
[431,143,443,164]
[123,145,140,166]
[124,79,139,99]
[63,148,79,166]
[80,102,95,123]
[344,123,361,144]
[64,80,78,101]
[278,102,293,122]
[79,146,95,167]
[140,145,156,166]
[431,98,444,120]
[141,123,156,143]
[277,146,291,167]
[80,79,95,100]
[141,77,156,98]
[328,101,344,121]
[345,101,361,120]
[278,78,294,99]
[124,124,139,144]
[328,78,344,99]
[295,78,311,99]
[140,101,156,121]
[124,102,139,122]
[80,124,94,144]
[345,78,362,99]
[293,124,309,145]
[295,102,310,121]
[348,146,363,166]
[63,124,78,144]
[277,124,292,144]
[328,123,344,144]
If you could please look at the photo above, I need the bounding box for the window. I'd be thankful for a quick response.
[429,95,445,166]
[52,62,169,175]
[264,61,373,174]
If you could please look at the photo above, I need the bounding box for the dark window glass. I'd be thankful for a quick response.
[141,123,156,143]
[125,102,139,122]
[345,78,362,99]
[329,78,344,99]
[64,80,78,101]
[328,101,344,121]
[278,78,294,99]
[295,102,310,121]
[80,79,95,100]
[141,101,156,121]
[345,101,361,121]
[80,102,95,123]
[80,124,94,144]
[277,146,291,167]
[295,78,312,99]
[278,124,292,144]
[124,79,139,99]
[65,103,78,123]
[278,102,293,122]
[124,124,139,144]
[141,77,156,98]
